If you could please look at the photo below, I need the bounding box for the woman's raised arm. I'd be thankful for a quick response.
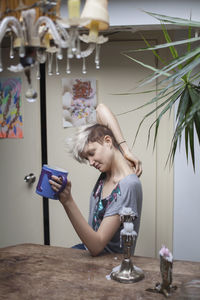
[96,103,142,177]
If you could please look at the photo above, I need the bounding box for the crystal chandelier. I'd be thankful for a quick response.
[0,0,109,101]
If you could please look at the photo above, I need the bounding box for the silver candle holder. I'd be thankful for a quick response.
[111,207,144,283]
[146,245,177,297]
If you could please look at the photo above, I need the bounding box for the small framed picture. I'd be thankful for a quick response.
[62,78,97,127]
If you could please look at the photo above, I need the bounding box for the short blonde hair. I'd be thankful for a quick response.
[67,124,118,163]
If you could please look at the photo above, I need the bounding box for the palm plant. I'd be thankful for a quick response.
[122,12,200,170]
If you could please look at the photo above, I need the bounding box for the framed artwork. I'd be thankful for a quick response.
[0,77,23,138]
[62,78,97,127]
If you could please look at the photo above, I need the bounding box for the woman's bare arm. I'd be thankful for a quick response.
[49,176,121,256]
[96,103,142,176]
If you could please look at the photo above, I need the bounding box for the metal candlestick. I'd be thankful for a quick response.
[146,246,177,297]
[111,207,144,283]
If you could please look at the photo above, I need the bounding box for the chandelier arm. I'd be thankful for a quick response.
[10,25,20,37]
[35,16,70,49]
[0,17,24,44]
[80,43,96,58]
[55,22,70,41]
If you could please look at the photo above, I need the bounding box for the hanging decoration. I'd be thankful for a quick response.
[0,0,109,102]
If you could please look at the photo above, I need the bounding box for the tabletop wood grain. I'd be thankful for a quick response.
[0,244,199,299]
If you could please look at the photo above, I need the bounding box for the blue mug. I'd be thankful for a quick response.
[36,165,68,200]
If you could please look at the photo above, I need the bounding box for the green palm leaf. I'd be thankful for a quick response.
[161,24,179,60]
[149,87,184,149]
[122,36,200,54]
[141,34,167,65]
[132,87,184,147]
[123,12,200,170]
[118,85,182,117]
[160,54,200,85]
[188,85,200,145]
[122,53,171,77]
[135,47,200,88]
[145,11,200,28]
[168,87,200,168]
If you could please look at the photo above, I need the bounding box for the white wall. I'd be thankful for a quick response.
[174,131,200,262]
[108,0,200,26]
[173,29,200,262]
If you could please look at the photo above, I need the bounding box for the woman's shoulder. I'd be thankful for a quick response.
[119,173,142,191]
[121,173,140,183]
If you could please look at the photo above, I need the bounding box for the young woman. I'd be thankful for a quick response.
[49,103,142,256]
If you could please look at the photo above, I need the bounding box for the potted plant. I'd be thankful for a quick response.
[122,12,200,170]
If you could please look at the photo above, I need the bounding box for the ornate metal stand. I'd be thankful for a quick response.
[111,207,144,284]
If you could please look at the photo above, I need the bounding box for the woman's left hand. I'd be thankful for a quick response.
[123,150,142,177]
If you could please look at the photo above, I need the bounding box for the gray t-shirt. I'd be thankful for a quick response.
[88,173,143,254]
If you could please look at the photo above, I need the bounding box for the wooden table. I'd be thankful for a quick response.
[0,244,199,299]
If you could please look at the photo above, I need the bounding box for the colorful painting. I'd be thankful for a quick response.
[0,78,23,138]
[62,78,97,127]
